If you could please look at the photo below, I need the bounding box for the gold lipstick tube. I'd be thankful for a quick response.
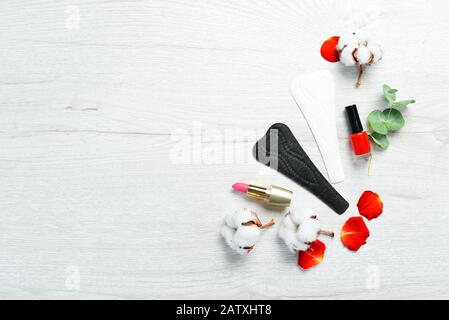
[247,184,292,207]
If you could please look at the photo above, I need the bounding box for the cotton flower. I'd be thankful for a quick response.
[321,30,383,87]
[337,33,381,65]
[221,208,274,254]
[289,206,313,225]
[221,224,243,253]
[278,213,309,253]
[339,44,357,66]
[354,45,372,65]
[278,208,334,254]
[234,225,261,249]
[338,31,382,87]
[367,42,382,63]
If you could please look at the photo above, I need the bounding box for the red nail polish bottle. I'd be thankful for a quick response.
[345,105,371,156]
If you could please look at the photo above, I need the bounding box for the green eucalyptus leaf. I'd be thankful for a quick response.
[368,110,388,135]
[383,84,397,104]
[370,132,389,149]
[391,99,416,110]
[383,108,405,131]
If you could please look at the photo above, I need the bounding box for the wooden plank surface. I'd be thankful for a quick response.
[1,0,448,299]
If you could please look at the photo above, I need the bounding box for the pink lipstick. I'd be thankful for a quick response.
[232,182,292,207]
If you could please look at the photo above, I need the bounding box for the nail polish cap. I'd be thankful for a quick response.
[345,104,364,134]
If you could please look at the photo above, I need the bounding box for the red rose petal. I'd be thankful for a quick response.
[341,217,370,251]
[320,36,340,62]
[357,190,383,220]
[297,240,326,270]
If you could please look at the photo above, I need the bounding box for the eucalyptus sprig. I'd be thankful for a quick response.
[367,84,416,149]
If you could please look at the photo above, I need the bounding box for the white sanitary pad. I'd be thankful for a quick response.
[290,70,345,184]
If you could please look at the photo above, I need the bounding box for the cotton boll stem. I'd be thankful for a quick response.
[318,228,335,237]
[250,210,262,227]
[260,218,275,229]
[248,211,275,228]
[355,64,364,88]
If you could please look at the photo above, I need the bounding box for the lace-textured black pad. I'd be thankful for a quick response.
[253,123,349,214]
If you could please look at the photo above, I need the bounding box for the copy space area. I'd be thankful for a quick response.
[1,0,448,299]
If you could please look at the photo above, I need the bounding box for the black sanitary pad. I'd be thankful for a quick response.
[253,123,349,214]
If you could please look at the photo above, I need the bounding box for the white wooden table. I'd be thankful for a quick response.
[1,0,448,299]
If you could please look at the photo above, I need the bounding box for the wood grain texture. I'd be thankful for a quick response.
[1,0,449,299]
